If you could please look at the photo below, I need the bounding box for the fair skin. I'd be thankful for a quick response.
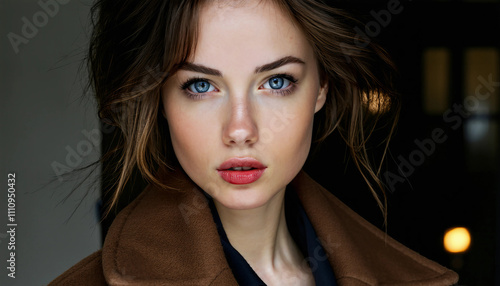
[162,1,328,285]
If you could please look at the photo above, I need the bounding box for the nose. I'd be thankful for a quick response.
[222,96,258,147]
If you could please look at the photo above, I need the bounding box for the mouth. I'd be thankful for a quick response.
[225,166,256,171]
[217,158,267,185]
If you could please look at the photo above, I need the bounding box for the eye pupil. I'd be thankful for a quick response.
[269,77,284,89]
[195,81,210,92]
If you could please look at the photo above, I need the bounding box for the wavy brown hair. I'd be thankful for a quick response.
[88,0,400,223]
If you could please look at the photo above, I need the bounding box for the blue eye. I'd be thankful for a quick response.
[188,80,215,93]
[263,76,291,90]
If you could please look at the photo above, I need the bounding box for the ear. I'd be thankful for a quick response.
[314,81,328,113]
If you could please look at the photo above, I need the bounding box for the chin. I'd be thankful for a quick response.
[213,186,282,211]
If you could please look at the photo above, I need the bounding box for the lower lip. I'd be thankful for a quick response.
[217,169,266,185]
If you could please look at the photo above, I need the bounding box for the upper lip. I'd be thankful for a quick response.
[217,157,266,170]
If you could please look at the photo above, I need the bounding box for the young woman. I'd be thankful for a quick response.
[50,0,458,285]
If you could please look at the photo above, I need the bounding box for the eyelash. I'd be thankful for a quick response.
[179,73,298,99]
[262,73,298,97]
[179,77,214,100]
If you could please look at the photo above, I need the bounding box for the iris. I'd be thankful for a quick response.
[269,77,284,89]
[193,81,210,93]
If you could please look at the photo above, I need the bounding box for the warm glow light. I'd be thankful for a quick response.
[362,91,390,113]
[444,227,471,253]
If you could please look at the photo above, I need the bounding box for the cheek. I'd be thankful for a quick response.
[163,99,216,173]
[270,105,314,172]
[254,92,316,184]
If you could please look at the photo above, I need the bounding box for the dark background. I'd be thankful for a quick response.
[305,1,499,285]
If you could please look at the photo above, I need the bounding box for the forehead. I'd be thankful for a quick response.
[191,0,314,71]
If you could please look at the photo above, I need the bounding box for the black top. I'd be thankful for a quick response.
[207,189,338,286]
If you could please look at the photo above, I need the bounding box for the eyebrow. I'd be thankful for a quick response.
[178,56,305,77]
[178,63,222,77]
[254,56,305,73]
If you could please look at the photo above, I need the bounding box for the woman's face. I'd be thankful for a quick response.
[161,0,327,210]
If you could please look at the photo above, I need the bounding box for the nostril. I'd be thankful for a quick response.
[224,127,258,146]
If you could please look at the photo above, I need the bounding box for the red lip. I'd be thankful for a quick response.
[217,158,267,185]
[218,158,266,170]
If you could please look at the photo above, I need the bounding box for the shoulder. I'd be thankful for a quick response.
[291,171,459,285]
[49,250,106,286]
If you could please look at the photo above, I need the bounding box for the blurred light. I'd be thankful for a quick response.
[465,118,489,143]
[444,227,471,253]
[423,47,450,114]
[464,47,499,115]
[362,91,390,113]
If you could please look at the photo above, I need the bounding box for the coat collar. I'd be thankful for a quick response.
[101,168,458,285]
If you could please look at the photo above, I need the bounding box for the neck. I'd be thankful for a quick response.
[214,188,304,275]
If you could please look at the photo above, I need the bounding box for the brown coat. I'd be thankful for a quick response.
[49,170,458,285]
